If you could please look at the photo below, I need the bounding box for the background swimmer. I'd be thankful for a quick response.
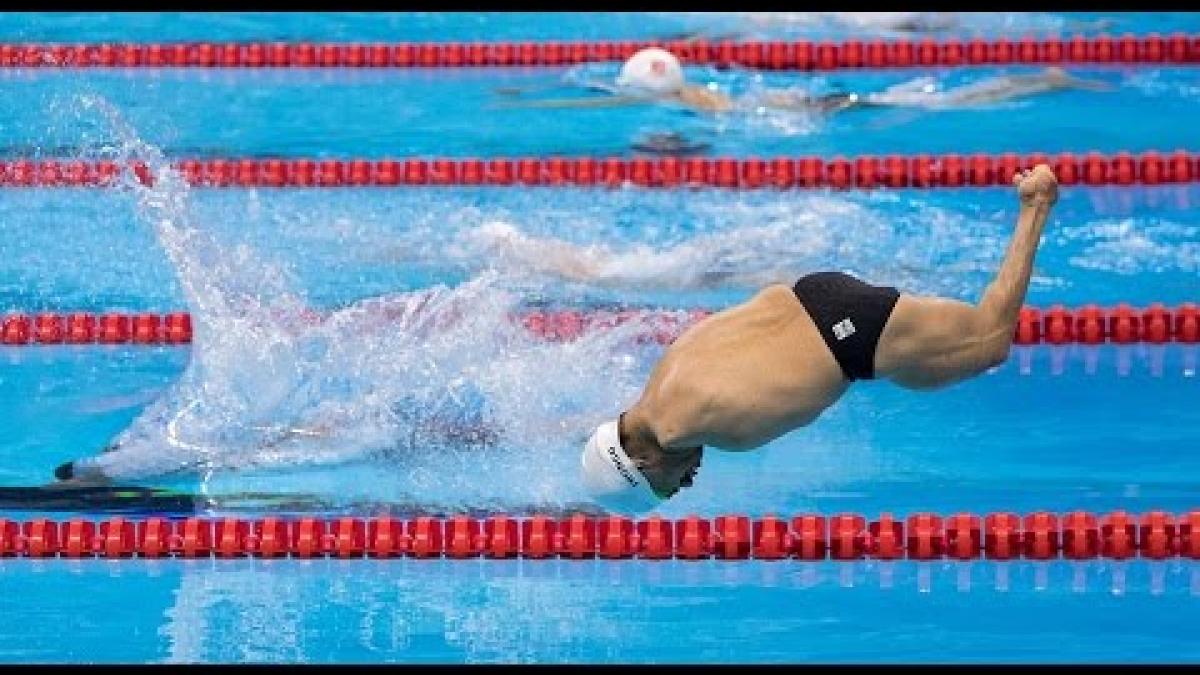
[494,48,1114,117]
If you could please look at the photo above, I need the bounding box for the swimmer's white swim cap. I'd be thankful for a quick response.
[616,47,685,95]
[580,418,664,514]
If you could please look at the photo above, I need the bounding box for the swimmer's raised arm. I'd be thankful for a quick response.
[874,165,1058,389]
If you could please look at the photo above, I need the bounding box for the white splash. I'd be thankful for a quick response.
[1061,217,1200,275]
[445,193,1004,299]
[71,97,659,509]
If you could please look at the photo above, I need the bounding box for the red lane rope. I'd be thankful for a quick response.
[1,152,1198,189]
[0,511,1197,560]
[1,304,1197,347]
[0,34,1197,70]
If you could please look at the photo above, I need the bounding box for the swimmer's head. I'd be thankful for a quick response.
[579,414,701,513]
[615,47,685,96]
[580,417,662,513]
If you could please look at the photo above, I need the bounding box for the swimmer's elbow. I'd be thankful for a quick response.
[977,332,1012,370]
[984,341,1011,369]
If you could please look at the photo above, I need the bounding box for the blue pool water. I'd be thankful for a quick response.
[1,11,1199,664]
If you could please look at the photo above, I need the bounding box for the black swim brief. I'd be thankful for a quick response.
[792,271,901,381]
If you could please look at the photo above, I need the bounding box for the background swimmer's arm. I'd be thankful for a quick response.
[1059,73,1115,92]
[757,90,882,114]
[488,95,649,110]
[470,222,604,283]
[812,93,884,114]
[577,79,626,96]
[495,78,622,98]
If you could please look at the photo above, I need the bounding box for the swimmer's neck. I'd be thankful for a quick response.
[619,406,665,457]
[622,402,697,455]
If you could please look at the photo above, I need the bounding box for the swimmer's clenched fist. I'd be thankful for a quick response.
[1014,164,1059,208]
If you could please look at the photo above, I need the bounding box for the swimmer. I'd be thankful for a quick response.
[496,48,1112,117]
[580,165,1059,512]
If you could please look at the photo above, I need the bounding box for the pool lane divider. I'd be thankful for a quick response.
[1,511,1198,560]
[0,34,1197,70]
[2,305,1198,347]
[1,151,1198,190]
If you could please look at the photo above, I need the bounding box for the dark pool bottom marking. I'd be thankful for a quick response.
[0,485,197,514]
[0,485,603,518]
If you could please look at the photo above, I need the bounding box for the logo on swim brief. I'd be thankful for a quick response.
[607,446,641,487]
[832,318,856,341]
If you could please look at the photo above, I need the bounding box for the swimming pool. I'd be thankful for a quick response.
[2,11,1200,664]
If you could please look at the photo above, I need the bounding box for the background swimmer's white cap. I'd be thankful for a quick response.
[615,47,685,95]
[580,418,663,514]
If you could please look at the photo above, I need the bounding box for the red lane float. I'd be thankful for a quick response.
[2,35,1197,69]
[3,304,1198,347]
[2,151,1200,189]
[3,511,1200,560]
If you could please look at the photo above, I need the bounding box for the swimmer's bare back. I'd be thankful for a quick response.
[625,165,1059,454]
[629,283,850,451]
[675,85,735,112]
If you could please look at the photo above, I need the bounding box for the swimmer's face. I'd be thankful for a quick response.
[635,445,703,500]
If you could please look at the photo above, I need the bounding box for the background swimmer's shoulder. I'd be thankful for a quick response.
[676,84,734,113]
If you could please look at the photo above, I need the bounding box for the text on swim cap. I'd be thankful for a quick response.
[607,445,640,487]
